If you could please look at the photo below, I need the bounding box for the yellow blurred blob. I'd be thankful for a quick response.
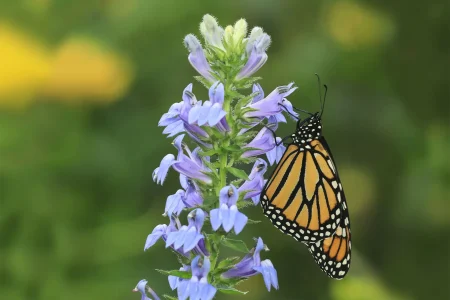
[0,24,51,108]
[325,1,395,49]
[340,166,375,218]
[43,38,133,103]
[331,276,408,300]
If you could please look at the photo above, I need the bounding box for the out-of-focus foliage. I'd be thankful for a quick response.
[0,0,448,300]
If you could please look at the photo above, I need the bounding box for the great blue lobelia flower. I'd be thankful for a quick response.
[158,84,210,141]
[152,134,212,185]
[188,81,227,127]
[133,279,160,300]
[238,158,268,204]
[184,34,216,82]
[236,27,271,80]
[210,185,248,234]
[165,208,206,253]
[222,237,279,292]
[244,83,298,119]
[176,256,217,300]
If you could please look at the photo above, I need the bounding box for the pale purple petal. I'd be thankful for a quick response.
[188,103,202,124]
[254,259,279,291]
[219,184,239,206]
[233,211,248,234]
[183,227,203,252]
[208,103,226,126]
[221,204,235,232]
[197,101,212,126]
[153,154,175,185]
[144,224,167,250]
[164,190,186,216]
[209,82,224,105]
[209,208,221,231]
[168,276,179,290]
[242,127,276,158]
[252,83,264,103]
[184,34,215,82]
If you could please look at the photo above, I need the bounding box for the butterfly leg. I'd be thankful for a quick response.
[263,125,292,146]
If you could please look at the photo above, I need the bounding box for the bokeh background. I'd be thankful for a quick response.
[0,0,448,299]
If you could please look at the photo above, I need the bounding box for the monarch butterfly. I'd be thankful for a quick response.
[260,79,351,279]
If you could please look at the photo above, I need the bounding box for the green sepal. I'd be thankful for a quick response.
[227,167,249,181]
[237,199,256,209]
[216,256,241,270]
[235,76,263,89]
[170,248,191,266]
[217,287,249,295]
[246,218,262,224]
[223,144,243,153]
[156,269,191,279]
[194,76,213,89]
[199,148,219,157]
[234,92,259,112]
[221,237,249,253]
[163,295,178,300]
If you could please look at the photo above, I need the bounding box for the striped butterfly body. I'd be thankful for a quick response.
[260,113,351,279]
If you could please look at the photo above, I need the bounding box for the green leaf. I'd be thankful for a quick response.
[163,295,178,300]
[221,238,249,253]
[227,167,249,181]
[156,269,191,279]
[218,287,249,295]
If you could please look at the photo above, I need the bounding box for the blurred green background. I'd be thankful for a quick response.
[0,0,448,299]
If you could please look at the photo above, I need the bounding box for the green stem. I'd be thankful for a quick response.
[218,152,228,194]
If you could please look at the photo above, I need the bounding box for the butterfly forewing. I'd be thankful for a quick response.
[261,139,344,242]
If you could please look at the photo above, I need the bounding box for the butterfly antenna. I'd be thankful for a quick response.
[315,73,323,109]
[320,84,328,118]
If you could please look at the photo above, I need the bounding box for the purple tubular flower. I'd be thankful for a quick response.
[169,265,191,291]
[222,237,279,292]
[244,83,298,119]
[152,154,175,185]
[144,218,190,256]
[166,208,205,252]
[159,102,185,137]
[210,185,248,234]
[251,83,292,123]
[177,256,217,300]
[238,159,267,204]
[172,135,212,184]
[189,81,227,127]
[158,84,210,141]
[180,174,203,207]
[153,135,212,185]
[266,137,286,166]
[254,260,279,292]
[133,279,160,300]
[236,31,271,80]
[241,127,276,158]
[164,190,186,216]
[184,34,216,82]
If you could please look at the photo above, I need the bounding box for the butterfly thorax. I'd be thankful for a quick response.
[291,115,322,147]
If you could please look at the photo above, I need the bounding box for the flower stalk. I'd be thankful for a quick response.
[136,14,298,300]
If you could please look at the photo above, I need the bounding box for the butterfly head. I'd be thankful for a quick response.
[294,112,322,143]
